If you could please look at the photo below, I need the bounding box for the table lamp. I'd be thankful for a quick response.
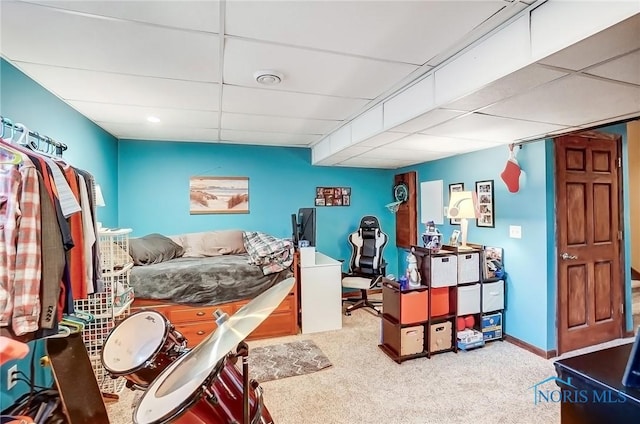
[447,191,479,251]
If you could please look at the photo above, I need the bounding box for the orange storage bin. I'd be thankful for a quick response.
[383,283,428,324]
[430,287,450,317]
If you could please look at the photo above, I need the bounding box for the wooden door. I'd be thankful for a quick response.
[395,171,417,249]
[555,132,623,354]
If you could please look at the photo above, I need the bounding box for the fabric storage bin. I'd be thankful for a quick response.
[382,284,428,324]
[482,279,505,312]
[381,318,424,356]
[430,255,457,287]
[429,321,452,352]
[458,283,481,315]
[431,287,450,317]
[457,252,479,284]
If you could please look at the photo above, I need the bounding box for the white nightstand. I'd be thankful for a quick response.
[299,252,342,334]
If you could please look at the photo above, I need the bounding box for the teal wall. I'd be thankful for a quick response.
[117,140,399,276]
[399,141,552,349]
[0,59,119,407]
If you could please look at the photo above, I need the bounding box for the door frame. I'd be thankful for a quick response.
[554,130,627,354]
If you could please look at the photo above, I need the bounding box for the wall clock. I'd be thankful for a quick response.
[394,182,409,203]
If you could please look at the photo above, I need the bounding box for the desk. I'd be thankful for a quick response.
[299,251,342,334]
[554,343,640,424]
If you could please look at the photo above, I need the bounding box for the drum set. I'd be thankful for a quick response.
[101,278,295,424]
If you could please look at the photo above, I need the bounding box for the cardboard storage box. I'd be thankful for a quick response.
[429,321,452,352]
[483,328,503,341]
[381,318,424,356]
[481,312,502,331]
[383,284,428,324]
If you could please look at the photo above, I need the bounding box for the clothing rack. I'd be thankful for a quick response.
[1,115,68,156]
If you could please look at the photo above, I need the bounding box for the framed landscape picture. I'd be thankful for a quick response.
[189,176,249,214]
[475,179,494,228]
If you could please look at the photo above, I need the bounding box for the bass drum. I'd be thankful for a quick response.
[101,310,188,390]
[134,354,273,424]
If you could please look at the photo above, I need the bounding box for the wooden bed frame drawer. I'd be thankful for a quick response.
[169,304,235,323]
[234,293,294,313]
[174,322,218,347]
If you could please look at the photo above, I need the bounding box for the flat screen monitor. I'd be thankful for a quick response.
[291,213,299,246]
[622,326,640,388]
[298,207,316,247]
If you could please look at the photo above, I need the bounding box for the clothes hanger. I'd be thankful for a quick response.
[0,122,24,165]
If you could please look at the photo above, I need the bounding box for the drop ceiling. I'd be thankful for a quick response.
[1,0,639,169]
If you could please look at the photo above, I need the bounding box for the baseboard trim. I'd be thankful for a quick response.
[631,267,640,280]
[505,334,557,359]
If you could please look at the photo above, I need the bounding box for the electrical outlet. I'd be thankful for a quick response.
[7,364,18,389]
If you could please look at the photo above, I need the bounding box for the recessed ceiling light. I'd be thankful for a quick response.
[147,116,161,123]
[254,70,284,85]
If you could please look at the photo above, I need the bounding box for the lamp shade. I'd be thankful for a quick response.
[447,191,478,219]
[94,184,106,207]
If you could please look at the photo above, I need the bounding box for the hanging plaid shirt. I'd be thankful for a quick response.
[0,156,42,335]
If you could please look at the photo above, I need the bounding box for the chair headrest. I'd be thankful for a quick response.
[359,215,381,231]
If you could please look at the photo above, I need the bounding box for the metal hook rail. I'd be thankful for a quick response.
[1,115,68,156]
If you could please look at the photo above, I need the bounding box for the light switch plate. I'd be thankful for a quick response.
[509,225,522,239]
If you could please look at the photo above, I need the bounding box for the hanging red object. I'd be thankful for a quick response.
[501,144,522,193]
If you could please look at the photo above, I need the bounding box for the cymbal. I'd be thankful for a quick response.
[154,277,295,397]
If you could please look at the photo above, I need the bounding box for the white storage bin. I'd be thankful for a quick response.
[458,252,479,284]
[458,283,481,315]
[482,280,505,312]
[430,255,457,287]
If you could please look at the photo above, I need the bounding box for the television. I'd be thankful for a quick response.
[291,207,316,247]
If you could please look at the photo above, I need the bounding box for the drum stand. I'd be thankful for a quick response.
[236,341,251,424]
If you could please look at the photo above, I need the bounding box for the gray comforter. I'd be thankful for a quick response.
[129,254,291,306]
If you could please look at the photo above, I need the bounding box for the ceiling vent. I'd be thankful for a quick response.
[254,70,284,86]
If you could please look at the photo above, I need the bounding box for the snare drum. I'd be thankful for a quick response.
[101,310,188,390]
[134,354,273,424]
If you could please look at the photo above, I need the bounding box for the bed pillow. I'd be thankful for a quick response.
[129,233,184,265]
[177,230,246,258]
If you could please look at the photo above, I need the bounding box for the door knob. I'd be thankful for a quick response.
[561,253,578,260]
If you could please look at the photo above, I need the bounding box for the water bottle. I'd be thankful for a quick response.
[398,275,408,291]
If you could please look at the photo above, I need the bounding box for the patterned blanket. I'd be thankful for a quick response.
[243,231,295,275]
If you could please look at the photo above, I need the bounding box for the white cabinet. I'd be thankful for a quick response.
[300,252,342,334]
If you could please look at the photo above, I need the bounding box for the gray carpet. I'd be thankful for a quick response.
[248,339,332,382]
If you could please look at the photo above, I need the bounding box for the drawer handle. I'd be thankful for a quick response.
[196,311,205,316]
[196,330,205,335]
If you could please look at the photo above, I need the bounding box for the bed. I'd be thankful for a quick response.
[127,230,299,346]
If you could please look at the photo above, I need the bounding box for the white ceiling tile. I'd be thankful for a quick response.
[100,122,219,142]
[223,38,418,99]
[338,145,373,157]
[225,1,508,64]
[384,75,435,129]
[537,13,640,71]
[387,134,502,153]
[366,147,457,162]
[481,75,640,126]
[1,1,219,81]
[358,131,408,148]
[14,62,219,110]
[67,101,218,128]
[444,65,568,112]
[221,85,369,121]
[390,109,467,133]
[20,0,220,33]
[221,113,336,135]
[584,50,640,86]
[220,129,320,146]
[422,113,566,142]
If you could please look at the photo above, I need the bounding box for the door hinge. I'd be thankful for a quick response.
[618,231,623,240]
[617,157,622,168]
[621,303,624,315]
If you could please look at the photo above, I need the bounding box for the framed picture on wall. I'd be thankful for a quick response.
[189,176,249,214]
[315,186,351,206]
[448,182,464,225]
[475,179,494,228]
